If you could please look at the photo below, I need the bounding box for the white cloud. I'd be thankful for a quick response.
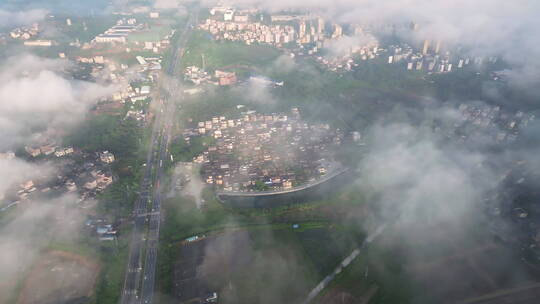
[359,121,489,227]
[154,0,182,9]
[323,33,377,58]
[152,0,189,15]
[0,194,86,301]
[0,54,117,149]
[0,158,54,199]
[0,9,48,28]
[205,0,540,89]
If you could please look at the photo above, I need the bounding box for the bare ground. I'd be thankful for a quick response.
[17,250,100,304]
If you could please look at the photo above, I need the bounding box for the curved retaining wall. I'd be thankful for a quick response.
[216,168,353,208]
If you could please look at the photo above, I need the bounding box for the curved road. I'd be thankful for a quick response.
[217,167,350,198]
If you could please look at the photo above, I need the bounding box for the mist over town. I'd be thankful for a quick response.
[0,1,539,304]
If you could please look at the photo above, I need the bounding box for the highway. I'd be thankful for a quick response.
[120,14,195,304]
[120,109,163,304]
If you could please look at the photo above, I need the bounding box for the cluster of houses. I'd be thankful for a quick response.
[133,35,173,54]
[85,217,118,241]
[451,103,535,144]
[386,42,498,74]
[184,66,211,85]
[200,7,349,49]
[184,66,237,86]
[75,55,106,64]
[199,9,386,73]
[185,108,343,192]
[200,19,308,46]
[93,18,141,44]
[0,151,16,160]
[1,148,116,206]
[215,70,237,86]
[315,35,380,72]
[79,166,114,196]
[135,55,163,71]
[9,23,40,40]
[25,144,74,158]
[6,22,55,47]
[73,53,159,123]
[77,56,155,103]
[90,16,175,55]
[125,109,148,122]
[199,8,505,76]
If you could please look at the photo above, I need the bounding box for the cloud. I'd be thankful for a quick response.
[169,163,205,208]
[205,0,540,90]
[0,158,54,200]
[229,75,278,106]
[0,42,117,304]
[341,101,540,301]
[323,33,377,58]
[355,100,506,217]
[270,54,297,73]
[154,0,182,9]
[0,9,48,28]
[0,156,87,302]
[152,0,189,15]
[0,194,86,302]
[198,230,314,304]
[0,54,118,150]
[358,120,490,228]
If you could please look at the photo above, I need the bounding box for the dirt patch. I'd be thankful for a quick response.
[317,288,357,304]
[174,229,317,304]
[405,240,534,304]
[17,250,100,304]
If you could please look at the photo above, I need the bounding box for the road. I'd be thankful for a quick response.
[301,224,387,304]
[216,167,350,198]
[120,112,161,304]
[120,14,195,304]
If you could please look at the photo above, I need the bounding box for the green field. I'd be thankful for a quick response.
[176,87,249,123]
[150,13,540,304]
[128,26,171,43]
[93,233,131,304]
[317,241,412,304]
[154,180,375,301]
[181,30,281,72]
[128,16,183,43]
[43,15,118,44]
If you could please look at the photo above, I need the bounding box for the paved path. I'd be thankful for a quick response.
[301,224,387,304]
[217,167,349,198]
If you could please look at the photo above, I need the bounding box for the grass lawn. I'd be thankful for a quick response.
[181,30,281,72]
[155,181,371,302]
[93,231,131,304]
[128,17,179,43]
[315,235,413,304]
